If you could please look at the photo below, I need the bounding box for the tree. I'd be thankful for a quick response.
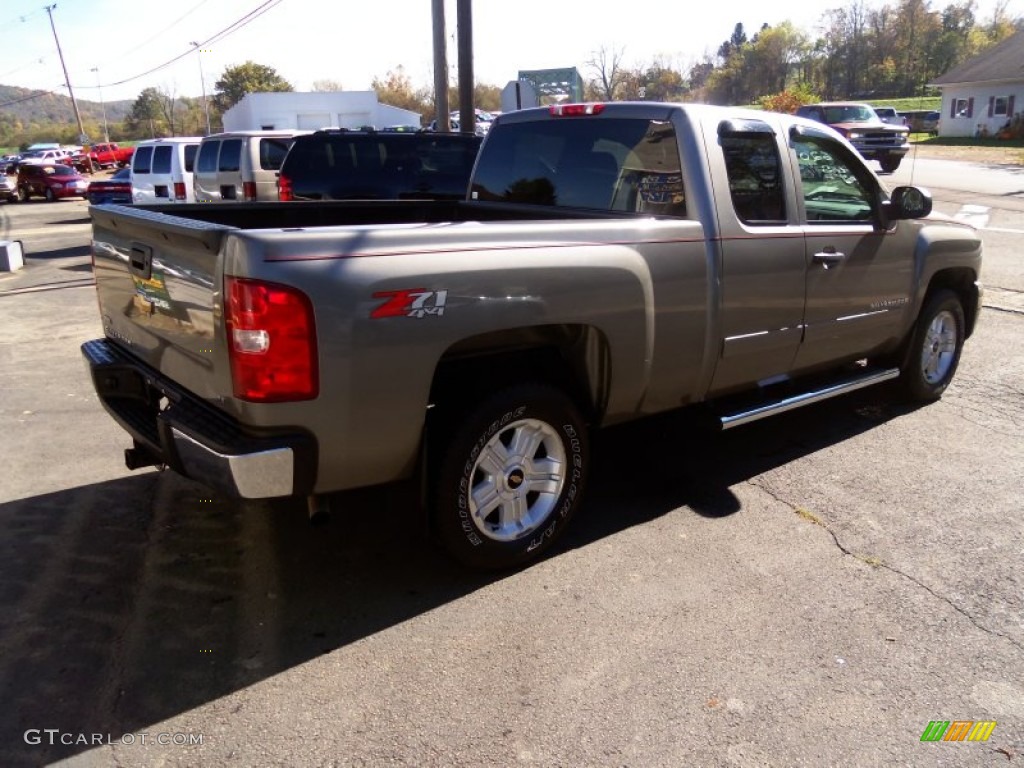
[586,45,628,100]
[312,79,344,92]
[212,61,293,113]
[371,66,431,117]
[126,87,164,138]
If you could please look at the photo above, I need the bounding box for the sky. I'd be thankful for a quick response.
[2,0,1021,106]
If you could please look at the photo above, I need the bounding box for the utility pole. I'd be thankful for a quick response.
[91,67,109,143]
[45,4,88,146]
[191,42,212,135]
[431,0,449,133]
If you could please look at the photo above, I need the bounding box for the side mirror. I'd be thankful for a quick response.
[886,185,932,220]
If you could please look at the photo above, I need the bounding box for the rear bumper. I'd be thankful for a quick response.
[82,338,316,499]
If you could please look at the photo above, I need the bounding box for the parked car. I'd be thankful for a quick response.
[277,128,482,201]
[795,102,910,172]
[18,148,74,166]
[0,168,17,202]
[873,106,907,126]
[130,137,202,204]
[16,163,89,201]
[86,167,132,205]
[194,130,306,202]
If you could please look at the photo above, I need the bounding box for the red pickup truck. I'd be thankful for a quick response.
[88,142,134,169]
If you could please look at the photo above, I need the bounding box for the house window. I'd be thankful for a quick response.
[993,97,1008,116]
[953,98,970,118]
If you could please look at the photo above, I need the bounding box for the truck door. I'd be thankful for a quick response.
[707,120,806,395]
[788,127,913,370]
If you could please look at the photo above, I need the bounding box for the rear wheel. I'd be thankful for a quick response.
[431,383,589,570]
[897,289,965,401]
[17,186,30,202]
[44,187,55,202]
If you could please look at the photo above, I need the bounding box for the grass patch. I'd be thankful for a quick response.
[912,135,1024,148]
[864,97,941,111]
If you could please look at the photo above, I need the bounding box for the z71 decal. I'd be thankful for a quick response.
[371,288,449,319]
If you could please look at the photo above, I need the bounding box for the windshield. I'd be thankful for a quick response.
[824,106,877,123]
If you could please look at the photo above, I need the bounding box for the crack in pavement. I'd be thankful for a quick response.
[748,479,1024,655]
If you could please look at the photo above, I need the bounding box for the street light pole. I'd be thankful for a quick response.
[190,42,212,135]
[91,67,109,143]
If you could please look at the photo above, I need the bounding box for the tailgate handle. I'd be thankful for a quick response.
[129,243,153,280]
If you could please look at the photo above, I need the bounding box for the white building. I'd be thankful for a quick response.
[929,31,1024,138]
[221,92,422,132]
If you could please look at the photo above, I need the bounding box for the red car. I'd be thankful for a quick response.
[16,163,90,202]
[86,167,132,205]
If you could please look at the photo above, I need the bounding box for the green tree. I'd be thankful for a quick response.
[212,61,293,113]
[125,87,165,138]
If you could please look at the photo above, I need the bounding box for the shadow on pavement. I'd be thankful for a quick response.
[1,387,915,765]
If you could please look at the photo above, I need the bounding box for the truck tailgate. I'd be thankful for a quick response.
[90,205,230,401]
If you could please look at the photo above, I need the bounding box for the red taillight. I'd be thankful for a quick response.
[225,277,318,402]
[243,181,257,201]
[173,181,187,200]
[278,173,293,201]
[549,103,605,117]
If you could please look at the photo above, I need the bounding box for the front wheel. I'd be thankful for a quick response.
[44,187,55,202]
[897,289,965,401]
[880,157,902,173]
[431,383,590,570]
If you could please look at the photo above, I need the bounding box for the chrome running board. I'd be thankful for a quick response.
[719,368,900,430]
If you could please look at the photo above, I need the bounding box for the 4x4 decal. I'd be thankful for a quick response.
[371,288,448,319]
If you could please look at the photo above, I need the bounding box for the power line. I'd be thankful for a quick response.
[99,0,286,89]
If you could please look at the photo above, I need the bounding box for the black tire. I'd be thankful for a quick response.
[880,157,902,173]
[432,383,589,570]
[897,289,965,401]
[45,187,55,202]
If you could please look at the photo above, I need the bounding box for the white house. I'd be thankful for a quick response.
[929,31,1024,138]
[221,92,422,132]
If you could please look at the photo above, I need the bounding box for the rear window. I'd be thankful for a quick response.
[471,118,686,216]
[196,140,219,173]
[152,145,172,174]
[218,139,242,172]
[133,145,154,174]
[184,144,198,173]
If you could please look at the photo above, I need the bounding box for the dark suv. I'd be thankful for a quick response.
[277,129,482,201]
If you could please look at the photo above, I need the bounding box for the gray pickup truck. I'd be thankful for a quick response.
[82,102,982,570]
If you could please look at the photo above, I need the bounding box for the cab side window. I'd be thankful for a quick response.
[791,137,874,223]
[721,133,786,224]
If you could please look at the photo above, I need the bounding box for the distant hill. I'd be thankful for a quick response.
[0,84,132,128]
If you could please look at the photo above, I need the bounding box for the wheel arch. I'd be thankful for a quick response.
[427,324,612,426]
[924,267,980,338]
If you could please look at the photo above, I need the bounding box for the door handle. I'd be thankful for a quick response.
[813,247,846,269]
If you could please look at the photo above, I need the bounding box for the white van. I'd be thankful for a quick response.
[130,137,202,204]
[193,130,306,202]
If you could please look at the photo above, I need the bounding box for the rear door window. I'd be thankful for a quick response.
[152,145,172,174]
[184,145,198,173]
[196,140,219,173]
[218,139,242,172]
[133,145,153,174]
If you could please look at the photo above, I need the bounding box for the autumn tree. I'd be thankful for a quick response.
[586,45,628,100]
[312,79,344,92]
[212,61,293,113]
[371,67,431,116]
